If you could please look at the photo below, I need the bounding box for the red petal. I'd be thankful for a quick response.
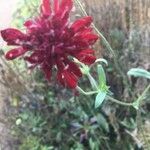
[24,52,44,64]
[24,20,40,29]
[24,20,41,34]
[5,47,27,60]
[57,70,77,89]
[24,20,34,27]
[68,61,82,78]
[41,62,52,81]
[64,71,77,88]
[52,0,73,29]
[1,28,26,45]
[71,16,93,32]
[57,0,73,19]
[54,0,59,14]
[41,0,51,17]
[60,0,73,12]
[76,55,96,65]
[56,58,65,71]
[78,28,93,35]
[82,33,99,44]
[79,49,95,55]
[71,38,89,49]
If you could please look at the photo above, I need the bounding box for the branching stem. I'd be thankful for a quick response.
[75,0,131,94]
[76,86,98,95]
[106,96,133,106]
[136,84,150,105]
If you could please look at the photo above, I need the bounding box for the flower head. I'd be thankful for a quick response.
[1,0,99,89]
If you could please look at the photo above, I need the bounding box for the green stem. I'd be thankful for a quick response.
[75,0,115,56]
[76,86,98,95]
[86,69,132,107]
[77,69,133,107]
[136,84,150,105]
[87,73,99,91]
[107,96,133,106]
[77,86,133,107]
[75,0,131,95]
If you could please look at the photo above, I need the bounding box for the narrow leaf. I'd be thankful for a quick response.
[97,65,106,89]
[132,101,140,110]
[95,58,108,66]
[95,90,107,108]
[127,68,150,79]
[96,114,109,132]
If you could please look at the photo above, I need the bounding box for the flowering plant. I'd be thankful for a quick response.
[1,0,149,109]
[1,0,98,89]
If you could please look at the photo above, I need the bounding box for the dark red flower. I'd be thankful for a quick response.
[1,0,98,89]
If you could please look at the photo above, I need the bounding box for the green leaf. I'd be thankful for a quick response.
[120,118,136,129]
[87,73,98,90]
[95,58,108,66]
[132,101,140,110]
[95,90,107,108]
[96,114,109,132]
[97,65,106,89]
[89,138,95,150]
[80,65,90,75]
[127,68,150,79]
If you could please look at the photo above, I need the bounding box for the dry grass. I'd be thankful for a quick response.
[82,0,150,30]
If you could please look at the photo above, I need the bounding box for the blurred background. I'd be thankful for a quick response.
[0,0,19,47]
[0,0,150,149]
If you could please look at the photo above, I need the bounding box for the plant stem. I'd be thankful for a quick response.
[106,96,133,106]
[74,1,150,107]
[76,86,98,95]
[136,84,150,105]
[75,0,132,95]
[87,73,99,91]
[85,69,133,107]
[77,86,133,107]
[75,0,115,56]
[136,84,150,148]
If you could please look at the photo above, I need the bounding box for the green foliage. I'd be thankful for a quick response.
[96,114,109,132]
[19,135,54,150]
[7,0,149,150]
[95,65,108,108]
[12,0,39,28]
[97,65,106,89]
[120,118,137,130]
[95,90,107,108]
[127,68,150,79]
[109,28,126,51]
